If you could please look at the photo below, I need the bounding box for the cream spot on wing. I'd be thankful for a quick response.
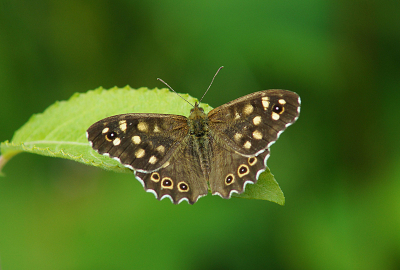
[272,112,280,120]
[234,111,241,119]
[156,145,165,153]
[135,148,145,158]
[102,127,109,134]
[113,138,121,146]
[162,161,170,168]
[234,133,243,142]
[244,141,252,149]
[243,104,254,115]
[262,97,270,110]
[119,120,127,132]
[154,125,161,133]
[279,99,286,105]
[253,116,262,125]
[137,122,148,132]
[132,135,141,144]
[252,130,263,140]
[149,155,158,164]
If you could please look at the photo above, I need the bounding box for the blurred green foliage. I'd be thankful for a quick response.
[0,0,399,269]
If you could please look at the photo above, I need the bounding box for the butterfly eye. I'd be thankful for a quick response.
[178,182,189,192]
[105,131,118,141]
[150,172,160,182]
[238,164,250,178]
[272,104,284,114]
[161,178,174,189]
[248,157,257,166]
[225,174,235,185]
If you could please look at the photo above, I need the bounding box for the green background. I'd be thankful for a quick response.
[1,0,399,269]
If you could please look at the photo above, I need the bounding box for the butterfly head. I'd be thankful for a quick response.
[189,102,205,118]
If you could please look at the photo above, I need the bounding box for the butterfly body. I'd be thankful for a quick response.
[187,103,213,181]
[87,89,300,204]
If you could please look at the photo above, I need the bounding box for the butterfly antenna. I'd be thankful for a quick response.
[157,78,194,107]
[199,66,224,103]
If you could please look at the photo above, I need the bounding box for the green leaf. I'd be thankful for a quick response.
[0,86,284,204]
[233,167,285,205]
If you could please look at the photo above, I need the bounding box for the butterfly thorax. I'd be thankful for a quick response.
[188,103,209,137]
[187,103,212,180]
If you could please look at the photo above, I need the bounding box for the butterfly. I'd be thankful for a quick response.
[86,71,300,204]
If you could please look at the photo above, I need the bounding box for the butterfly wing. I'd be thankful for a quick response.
[87,113,189,172]
[209,141,270,198]
[208,89,300,198]
[87,113,209,204]
[208,89,300,156]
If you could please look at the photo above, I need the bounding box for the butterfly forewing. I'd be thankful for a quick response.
[208,90,300,156]
[87,113,188,172]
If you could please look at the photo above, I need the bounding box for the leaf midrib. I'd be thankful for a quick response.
[22,141,88,146]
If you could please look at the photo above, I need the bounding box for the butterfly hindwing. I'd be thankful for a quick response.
[135,136,209,204]
[209,141,270,198]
